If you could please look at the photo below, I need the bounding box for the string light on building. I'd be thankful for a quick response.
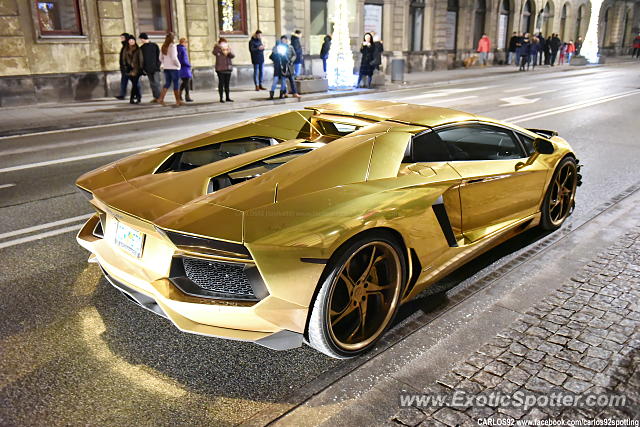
[580,0,603,63]
[221,0,234,32]
[326,0,355,89]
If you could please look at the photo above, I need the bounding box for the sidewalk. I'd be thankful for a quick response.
[0,61,621,138]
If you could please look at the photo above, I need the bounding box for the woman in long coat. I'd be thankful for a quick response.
[123,34,143,104]
[357,33,375,88]
[177,38,193,102]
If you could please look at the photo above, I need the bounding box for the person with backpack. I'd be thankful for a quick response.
[268,35,300,99]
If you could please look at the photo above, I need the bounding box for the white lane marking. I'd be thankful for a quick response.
[0,144,159,174]
[421,96,478,106]
[0,183,16,189]
[526,89,558,96]
[402,86,491,101]
[0,224,83,250]
[0,214,92,240]
[500,96,541,106]
[504,89,640,123]
[0,139,104,157]
[503,86,533,93]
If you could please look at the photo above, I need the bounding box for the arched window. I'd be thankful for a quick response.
[560,3,568,41]
[522,0,532,34]
[497,0,510,49]
[575,4,586,40]
[446,0,459,51]
[602,7,610,47]
[473,0,486,48]
[542,1,553,35]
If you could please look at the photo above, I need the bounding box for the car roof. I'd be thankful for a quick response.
[306,100,477,128]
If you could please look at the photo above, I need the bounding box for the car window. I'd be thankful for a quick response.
[403,131,451,163]
[518,134,535,156]
[437,125,526,161]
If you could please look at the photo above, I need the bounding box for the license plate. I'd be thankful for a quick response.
[114,221,145,258]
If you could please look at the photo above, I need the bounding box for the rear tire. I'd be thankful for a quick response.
[540,156,578,230]
[307,232,406,359]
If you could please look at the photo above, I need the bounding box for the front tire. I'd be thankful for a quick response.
[540,156,578,230]
[307,232,406,359]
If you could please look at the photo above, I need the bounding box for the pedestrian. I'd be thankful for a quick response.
[514,33,523,67]
[291,29,304,76]
[123,34,143,104]
[139,33,161,103]
[320,34,331,73]
[566,40,576,63]
[212,38,235,103]
[157,32,182,106]
[529,37,541,70]
[116,32,135,100]
[371,34,384,79]
[356,32,375,88]
[476,33,491,66]
[507,32,518,65]
[543,34,552,65]
[537,32,545,65]
[177,38,193,102]
[559,42,566,65]
[549,33,561,66]
[575,36,583,55]
[249,30,266,91]
[268,35,299,99]
[633,33,640,59]
[519,34,530,71]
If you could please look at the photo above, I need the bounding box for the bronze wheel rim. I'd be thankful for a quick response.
[326,241,402,351]
[549,161,577,226]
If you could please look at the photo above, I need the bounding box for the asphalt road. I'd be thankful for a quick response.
[1,63,639,426]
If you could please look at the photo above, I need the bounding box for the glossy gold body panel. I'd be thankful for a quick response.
[76,101,577,347]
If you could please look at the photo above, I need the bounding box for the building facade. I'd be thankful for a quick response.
[0,0,638,105]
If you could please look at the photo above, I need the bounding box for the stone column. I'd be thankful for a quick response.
[0,0,29,77]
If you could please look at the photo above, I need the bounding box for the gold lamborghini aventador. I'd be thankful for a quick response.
[76,100,581,358]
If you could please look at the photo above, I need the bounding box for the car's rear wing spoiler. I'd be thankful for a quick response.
[527,128,558,139]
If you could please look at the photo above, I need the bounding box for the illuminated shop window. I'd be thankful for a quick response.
[35,0,82,35]
[137,0,173,34]
[218,0,247,35]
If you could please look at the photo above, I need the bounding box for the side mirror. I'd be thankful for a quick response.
[533,137,554,155]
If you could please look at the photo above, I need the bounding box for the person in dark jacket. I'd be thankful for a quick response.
[123,34,143,104]
[356,32,375,88]
[536,33,545,65]
[514,33,523,67]
[319,35,331,73]
[249,30,266,91]
[543,34,552,64]
[116,32,133,99]
[268,35,300,99]
[291,30,304,76]
[575,36,583,55]
[549,33,562,66]
[177,38,193,102]
[212,37,235,103]
[372,34,384,73]
[139,33,161,103]
[507,32,518,65]
[519,34,531,71]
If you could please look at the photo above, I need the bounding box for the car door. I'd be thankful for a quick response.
[435,123,548,242]
[404,130,463,245]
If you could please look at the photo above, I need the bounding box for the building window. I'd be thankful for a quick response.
[521,0,532,34]
[364,2,384,39]
[310,0,328,35]
[473,0,486,48]
[219,0,247,35]
[541,1,553,35]
[560,3,567,41]
[410,0,425,51]
[446,0,458,51]
[497,0,510,49]
[35,0,82,35]
[137,0,172,34]
[575,4,585,40]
